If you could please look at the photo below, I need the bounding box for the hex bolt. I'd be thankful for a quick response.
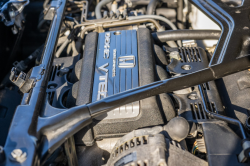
[58,67,69,77]
[169,51,181,60]
[9,149,27,163]
[187,93,198,100]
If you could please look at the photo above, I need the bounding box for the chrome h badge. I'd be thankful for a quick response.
[118,55,135,68]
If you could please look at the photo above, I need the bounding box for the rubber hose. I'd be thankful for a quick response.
[152,29,221,43]
[130,1,150,7]
[128,15,177,31]
[128,15,182,46]
[166,41,178,48]
[55,38,70,58]
[156,8,176,19]
[57,36,68,47]
[154,44,168,66]
[147,0,159,15]
[66,43,72,55]
[43,0,50,9]
[95,0,113,19]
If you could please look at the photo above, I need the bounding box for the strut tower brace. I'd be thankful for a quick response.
[3,0,250,165]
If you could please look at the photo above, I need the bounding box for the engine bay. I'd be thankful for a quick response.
[0,0,250,166]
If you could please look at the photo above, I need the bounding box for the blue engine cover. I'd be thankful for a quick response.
[92,30,140,120]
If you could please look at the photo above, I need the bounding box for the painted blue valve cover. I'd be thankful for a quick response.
[92,30,140,120]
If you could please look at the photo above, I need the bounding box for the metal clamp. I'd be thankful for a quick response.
[9,67,27,89]
[182,40,197,47]
[238,140,250,163]
[9,67,37,93]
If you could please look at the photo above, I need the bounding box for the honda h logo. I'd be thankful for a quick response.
[118,55,135,68]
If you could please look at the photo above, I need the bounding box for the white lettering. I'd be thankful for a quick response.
[97,63,109,100]
[112,49,116,77]
[98,63,109,73]
[97,73,108,100]
[104,32,111,59]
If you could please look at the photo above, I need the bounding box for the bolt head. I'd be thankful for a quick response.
[10,149,27,163]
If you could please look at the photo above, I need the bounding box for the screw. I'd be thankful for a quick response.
[169,51,181,60]
[9,149,27,163]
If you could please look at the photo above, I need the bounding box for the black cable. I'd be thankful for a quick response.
[147,0,159,15]
[152,30,221,43]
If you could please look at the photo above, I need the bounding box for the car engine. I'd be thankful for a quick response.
[0,0,250,166]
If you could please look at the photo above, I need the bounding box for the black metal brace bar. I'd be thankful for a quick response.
[3,0,67,165]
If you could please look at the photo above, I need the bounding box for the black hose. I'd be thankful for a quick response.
[199,85,246,139]
[152,30,221,43]
[147,0,159,15]
[177,0,184,29]
[95,0,113,19]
